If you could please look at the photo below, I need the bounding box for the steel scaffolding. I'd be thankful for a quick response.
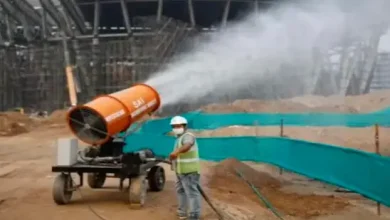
[371,52,390,91]
[0,0,203,111]
[0,0,389,112]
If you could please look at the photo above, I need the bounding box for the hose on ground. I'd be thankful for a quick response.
[159,159,227,220]
[70,176,109,220]
[234,168,284,220]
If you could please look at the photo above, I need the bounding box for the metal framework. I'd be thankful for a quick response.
[0,0,204,111]
[371,52,390,91]
[310,24,388,96]
[0,0,389,112]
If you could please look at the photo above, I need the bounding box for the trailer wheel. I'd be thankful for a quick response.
[87,173,106,188]
[129,175,147,209]
[52,173,73,205]
[148,166,165,192]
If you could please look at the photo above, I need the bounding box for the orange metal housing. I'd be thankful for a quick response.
[66,83,161,145]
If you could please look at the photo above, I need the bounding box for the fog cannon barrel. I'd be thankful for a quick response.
[66,84,161,145]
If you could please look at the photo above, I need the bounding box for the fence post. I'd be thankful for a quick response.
[279,119,284,175]
[280,119,284,137]
[254,120,259,136]
[375,124,381,216]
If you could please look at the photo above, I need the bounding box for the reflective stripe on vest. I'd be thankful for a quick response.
[174,132,200,174]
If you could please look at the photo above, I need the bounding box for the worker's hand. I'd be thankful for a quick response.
[169,151,179,160]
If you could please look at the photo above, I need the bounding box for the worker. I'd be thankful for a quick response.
[169,115,201,220]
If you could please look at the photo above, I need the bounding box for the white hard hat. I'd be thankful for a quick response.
[170,116,188,125]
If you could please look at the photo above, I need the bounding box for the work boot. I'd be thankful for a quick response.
[188,214,200,220]
[177,212,187,220]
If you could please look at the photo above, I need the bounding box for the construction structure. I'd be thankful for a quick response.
[370,52,390,91]
[0,0,389,112]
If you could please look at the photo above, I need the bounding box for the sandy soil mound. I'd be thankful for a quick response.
[201,100,308,113]
[200,103,250,113]
[0,109,69,136]
[208,158,349,218]
[289,90,390,113]
[310,105,358,113]
[211,158,282,188]
[0,112,36,136]
[46,109,68,124]
[201,99,358,113]
[200,90,390,114]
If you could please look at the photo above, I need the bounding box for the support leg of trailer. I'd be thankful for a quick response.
[129,174,147,209]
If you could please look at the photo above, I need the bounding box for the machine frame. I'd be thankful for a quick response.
[51,138,167,208]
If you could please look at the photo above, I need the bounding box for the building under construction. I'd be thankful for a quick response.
[0,0,389,112]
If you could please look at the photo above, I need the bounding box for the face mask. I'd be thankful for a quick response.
[173,128,184,135]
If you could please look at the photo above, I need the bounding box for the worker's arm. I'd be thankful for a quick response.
[174,134,195,154]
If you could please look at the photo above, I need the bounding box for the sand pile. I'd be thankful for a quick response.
[289,90,390,113]
[46,109,68,124]
[200,90,390,114]
[201,100,309,113]
[208,159,349,218]
[210,158,282,189]
[200,103,251,113]
[200,99,358,113]
[0,109,69,136]
[0,112,36,136]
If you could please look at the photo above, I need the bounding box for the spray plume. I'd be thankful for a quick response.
[146,0,389,107]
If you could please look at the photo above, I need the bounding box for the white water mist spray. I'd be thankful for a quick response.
[146,0,389,107]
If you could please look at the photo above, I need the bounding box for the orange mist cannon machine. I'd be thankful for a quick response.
[51,84,167,207]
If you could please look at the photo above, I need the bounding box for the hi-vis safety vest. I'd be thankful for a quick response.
[174,132,200,174]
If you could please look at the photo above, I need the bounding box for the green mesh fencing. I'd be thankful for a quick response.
[137,110,390,134]
[123,108,390,206]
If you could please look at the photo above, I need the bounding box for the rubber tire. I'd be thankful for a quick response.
[87,173,106,189]
[52,173,73,205]
[147,166,165,192]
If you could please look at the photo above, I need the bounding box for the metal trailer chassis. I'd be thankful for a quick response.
[51,151,166,208]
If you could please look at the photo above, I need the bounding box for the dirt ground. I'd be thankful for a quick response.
[1,91,390,219]
[200,89,390,113]
[0,126,274,220]
[0,125,389,220]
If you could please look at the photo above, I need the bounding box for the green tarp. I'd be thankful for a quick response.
[137,110,390,134]
[123,108,390,206]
